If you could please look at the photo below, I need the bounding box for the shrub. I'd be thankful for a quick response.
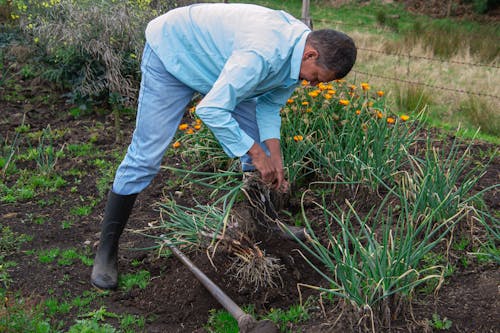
[13,0,178,106]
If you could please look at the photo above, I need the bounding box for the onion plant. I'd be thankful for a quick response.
[293,189,457,326]
[400,131,495,224]
[280,80,418,190]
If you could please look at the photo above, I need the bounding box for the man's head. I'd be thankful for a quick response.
[299,29,357,85]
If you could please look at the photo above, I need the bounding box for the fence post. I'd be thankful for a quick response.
[301,0,313,29]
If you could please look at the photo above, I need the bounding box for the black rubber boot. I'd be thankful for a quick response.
[91,191,138,290]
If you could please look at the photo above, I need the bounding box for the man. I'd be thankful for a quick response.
[91,3,356,290]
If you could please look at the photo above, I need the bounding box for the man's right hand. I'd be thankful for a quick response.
[247,142,277,187]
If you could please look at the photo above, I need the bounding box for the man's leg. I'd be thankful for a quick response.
[91,44,195,290]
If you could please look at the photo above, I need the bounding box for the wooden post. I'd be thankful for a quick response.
[301,0,313,29]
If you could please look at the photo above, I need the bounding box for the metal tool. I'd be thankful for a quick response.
[167,242,278,333]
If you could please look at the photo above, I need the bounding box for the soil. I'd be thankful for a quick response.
[1,3,499,332]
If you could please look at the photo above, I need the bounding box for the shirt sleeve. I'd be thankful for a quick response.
[195,50,270,158]
[256,85,297,142]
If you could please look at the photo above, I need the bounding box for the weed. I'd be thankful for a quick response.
[429,313,452,330]
[81,305,120,322]
[119,270,150,292]
[70,204,94,217]
[452,238,470,251]
[37,248,60,264]
[57,249,80,266]
[67,319,117,333]
[0,293,53,333]
[0,260,17,288]
[44,297,72,316]
[67,143,95,157]
[61,220,74,229]
[265,304,310,331]
[120,314,146,332]
[19,64,35,78]
[204,309,238,333]
[0,225,30,256]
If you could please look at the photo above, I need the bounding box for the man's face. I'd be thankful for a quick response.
[299,48,336,86]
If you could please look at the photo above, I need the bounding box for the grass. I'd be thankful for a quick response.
[119,270,151,292]
[204,303,310,333]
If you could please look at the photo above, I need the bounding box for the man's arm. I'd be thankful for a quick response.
[195,50,269,158]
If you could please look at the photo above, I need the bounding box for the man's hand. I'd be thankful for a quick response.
[247,140,288,192]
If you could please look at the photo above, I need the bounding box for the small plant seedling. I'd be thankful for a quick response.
[429,313,452,330]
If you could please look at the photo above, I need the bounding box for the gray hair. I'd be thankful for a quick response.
[307,29,357,79]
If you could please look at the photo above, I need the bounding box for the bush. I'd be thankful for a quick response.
[12,0,177,106]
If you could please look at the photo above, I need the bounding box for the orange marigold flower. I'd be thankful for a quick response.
[376,111,383,119]
[287,98,294,104]
[356,109,361,115]
[194,124,202,130]
[339,99,350,106]
[306,108,312,113]
[377,90,384,97]
[327,89,336,95]
[293,135,304,142]
[368,101,374,107]
[308,91,320,98]
[318,82,327,90]
[324,93,333,100]
[349,84,357,90]
[186,128,194,134]
[189,106,196,113]
[387,117,395,124]
[302,101,309,106]
[400,114,410,121]
[178,123,189,131]
[361,82,370,91]
[172,141,181,148]
[301,80,309,86]
[195,118,202,124]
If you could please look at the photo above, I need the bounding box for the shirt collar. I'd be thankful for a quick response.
[290,30,310,81]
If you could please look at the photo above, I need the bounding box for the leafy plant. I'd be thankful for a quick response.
[67,319,116,333]
[265,304,310,332]
[0,224,30,256]
[37,248,60,264]
[119,270,150,292]
[204,309,239,333]
[429,313,452,330]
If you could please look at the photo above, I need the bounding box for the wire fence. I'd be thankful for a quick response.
[314,18,499,99]
[357,47,499,69]
[352,69,500,100]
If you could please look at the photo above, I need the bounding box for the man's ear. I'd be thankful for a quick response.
[303,45,319,60]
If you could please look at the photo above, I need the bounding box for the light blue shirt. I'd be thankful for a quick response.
[145,3,310,157]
